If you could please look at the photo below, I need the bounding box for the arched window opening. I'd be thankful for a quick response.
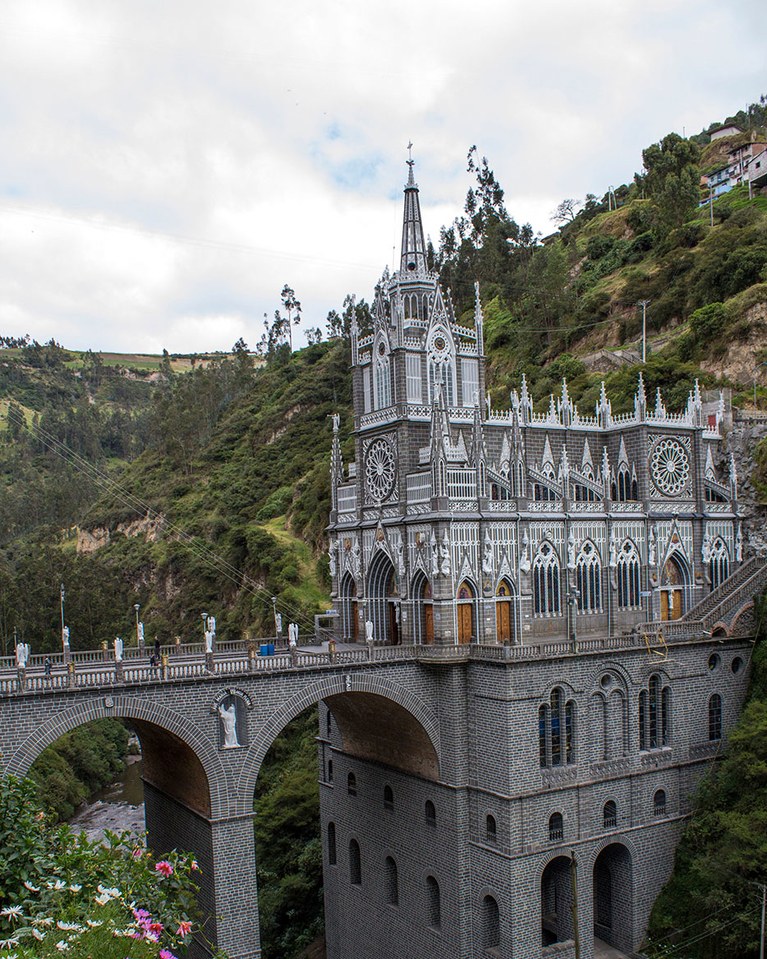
[549,812,564,842]
[486,814,497,843]
[617,541,641,609]
[413,574,434,645]
[327,822,337,865]
[327,759,333,783]
[482,895,501,950]
[340,573,358,642]
[349,838,362,885]
[603,801,617,829]
[540,688,576,767]
[347,772,357,796]
[383,784,394,810]
[425,800,436,826]
[533,542,561,616]
[385,856,399,906]
[709,694,722,741]
[576,541,602,613]
[426,876,441,928]
[639,674,671,750]
[533,482,557,501]
[709,538,730,590]
[496,578,515,644]
[661,553,689,621]
[653,789,667,817]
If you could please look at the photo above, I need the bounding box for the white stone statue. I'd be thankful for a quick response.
[702,532,712,564]
[114,636,124,662]
[275,613,283,635]
[365,620,374,642]
[328,544,337,578]
[218,702,239,748]
[482,532,493,576]
[648,527,657,568]
[567,530,576,571]
[205,629,214,654]
[351,539,361,577]
[288,623,298,647]
[208,616,216,636]
[15,642,30,668]
[430,531,439,577]
[396,537,406,578]
[137,622,144,645]
[62,626,70,648]
[735,524,743,562]
[609,535,618,569]
[331,412,341,433]
[439,531,451,577]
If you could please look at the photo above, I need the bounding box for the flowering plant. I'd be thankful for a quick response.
[0,776,227,959]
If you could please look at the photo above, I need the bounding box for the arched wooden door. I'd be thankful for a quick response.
[660,553,688,621]
[496,579,514,643]
[457,581,475,645]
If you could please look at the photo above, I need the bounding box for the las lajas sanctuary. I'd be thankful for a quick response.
[320,158,753,959]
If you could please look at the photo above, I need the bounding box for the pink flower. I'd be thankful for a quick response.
[132,847,143,859]
[176,920,192,938]
[190,860,200,871]
[155,860,174,877]
[159,950,178,959]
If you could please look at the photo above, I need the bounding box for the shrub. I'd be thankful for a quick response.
[690,302,728,345]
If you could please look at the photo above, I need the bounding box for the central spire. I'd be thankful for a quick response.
[400,146,427,276]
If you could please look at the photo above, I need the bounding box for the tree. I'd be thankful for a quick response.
[280,284,302,352]
[551,198,581,224]
[305,327,323,346]
[641,133,700,233]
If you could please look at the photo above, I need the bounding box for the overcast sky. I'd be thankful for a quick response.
[0,0,764,354]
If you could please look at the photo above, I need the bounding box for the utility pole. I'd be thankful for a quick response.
[570,850,581,959]
[760,882,766,959]
[637,300,650,363]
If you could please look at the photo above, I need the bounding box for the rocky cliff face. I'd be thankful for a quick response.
[728,412,767,557]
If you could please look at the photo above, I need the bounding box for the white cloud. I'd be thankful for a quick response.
[0,0,764,352]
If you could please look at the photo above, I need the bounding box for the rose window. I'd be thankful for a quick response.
[650,438,690,496]
[365,439,396,501]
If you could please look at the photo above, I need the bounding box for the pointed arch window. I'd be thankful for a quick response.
[374,344,392,410]
[327,822,337,865]
[613,465,638,501]
[576,541,602,613]
[426,876,441,928]
[349,838,362,885]
[533,542,561,616]
[709,538,730,590]
[617,541,641,609]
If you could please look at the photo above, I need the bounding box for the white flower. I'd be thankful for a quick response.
[56,921,82,931]
[68,884,82,892]
[32,917,54,927]
[85,920,103,928]
[0,938,20,949]
[0,906,22,918]
[47,880,66,891]
[22,881,40,892]
[32,928,45,941]
[55,941,70,952]
[94,893,112,906]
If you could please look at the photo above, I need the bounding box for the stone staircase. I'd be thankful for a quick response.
[682,556,767,632]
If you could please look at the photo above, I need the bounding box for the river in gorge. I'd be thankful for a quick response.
[69,751,146,842]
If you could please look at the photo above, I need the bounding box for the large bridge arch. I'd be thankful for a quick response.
[237,672,441,810]
[5,695,229,819]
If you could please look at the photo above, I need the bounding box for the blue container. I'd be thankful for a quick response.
[259,644,270,656]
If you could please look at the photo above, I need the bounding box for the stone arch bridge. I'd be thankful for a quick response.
[1,558,765,959]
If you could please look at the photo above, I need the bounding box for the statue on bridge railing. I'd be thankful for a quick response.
[15,642,30,669]
[205,616,217,653]
[114,636,124,662]
[218,701,240,748]
[62,625,70,649]
[288,623,299,647]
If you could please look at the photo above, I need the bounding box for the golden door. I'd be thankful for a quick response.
[424,605,434,645]
[660,590,682,621]
[496,600,512,643]
[458,604,473,644]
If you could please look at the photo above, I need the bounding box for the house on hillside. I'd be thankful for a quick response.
[709,123,742,141]
[700,138,767,200]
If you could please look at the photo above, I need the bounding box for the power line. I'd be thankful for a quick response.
[6,406,321,632]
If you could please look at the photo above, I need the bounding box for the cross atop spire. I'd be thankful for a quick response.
[400,146,427,275]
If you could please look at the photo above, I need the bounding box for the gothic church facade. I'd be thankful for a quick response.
[320,160,749,959]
